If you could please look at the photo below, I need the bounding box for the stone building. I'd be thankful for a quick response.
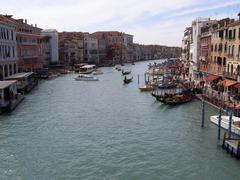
[58,32,84,66]
[0,16,18,80]
[2,15,43,72]
[83,33,99,64]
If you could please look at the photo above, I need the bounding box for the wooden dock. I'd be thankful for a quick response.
[222,132,240,158]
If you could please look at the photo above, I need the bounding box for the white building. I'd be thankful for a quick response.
[0,21,18,80]
[123,34,134,62]
[41,29,59,63]
[189,18,210,80]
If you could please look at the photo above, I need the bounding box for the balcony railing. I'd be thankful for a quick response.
[224,72,238,80]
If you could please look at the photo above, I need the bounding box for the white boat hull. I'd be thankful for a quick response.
[74,78,98,81]
[210,115,240,136]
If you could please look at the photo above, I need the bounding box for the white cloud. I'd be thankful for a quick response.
[1,0,239,46]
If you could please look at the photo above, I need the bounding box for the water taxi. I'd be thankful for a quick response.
[75,74,99,81]
[79,65,96,74]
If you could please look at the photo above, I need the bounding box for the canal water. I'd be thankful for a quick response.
[0,60,240,180]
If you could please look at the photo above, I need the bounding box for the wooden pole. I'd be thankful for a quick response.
[228,110,233,138]
[201,100,205,128]
[138,74,139,87]
[218,108,222,141]
[144,73,146,84]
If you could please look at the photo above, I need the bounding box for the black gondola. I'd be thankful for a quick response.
[123,76,133,84]
[122,70,131,75]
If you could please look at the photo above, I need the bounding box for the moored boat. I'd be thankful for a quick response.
[163,92,192,105]
[210,115,240,136]
[75,74,99,81]
[139,85,155,92]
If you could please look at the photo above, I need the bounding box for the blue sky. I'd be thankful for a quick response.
[1,0,240,46]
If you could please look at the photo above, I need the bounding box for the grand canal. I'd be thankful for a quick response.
[0,60,240,179]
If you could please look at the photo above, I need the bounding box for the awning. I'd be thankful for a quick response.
[234,83,240,89]
[222,79,237,87]
[205,74,220,82]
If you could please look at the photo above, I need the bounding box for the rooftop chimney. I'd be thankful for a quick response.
[25,19,27,24]
[238,12,240,21]
[35,24,37,27]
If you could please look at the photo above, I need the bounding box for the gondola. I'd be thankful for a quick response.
[122,70,131,75]
[153,88,192,105]
[123,76,133,84]
[163,93,192,105]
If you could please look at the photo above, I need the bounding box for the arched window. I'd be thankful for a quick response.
[4,64,8,77]
[237,65,240,75]
[231,64,234,74]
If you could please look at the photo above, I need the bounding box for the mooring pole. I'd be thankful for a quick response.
[218,108,222,141]
[201,100,205,128]
[138,74,140,87]
[228,110,233,138]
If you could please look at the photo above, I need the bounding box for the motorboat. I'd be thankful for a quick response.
[75,74,99,81]
[122,70,131,75]
[114,65,121,71]
[79,65,96,74]
[92,70,103,75]
[210,115,240,136]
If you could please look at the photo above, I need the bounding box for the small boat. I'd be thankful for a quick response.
[114,65,121,71]
[123,76,133,84]
[92,70,103,75]
[75,74,99,81]
[210,115,240,136]
[139,85,154,92]
[122,70,131,75]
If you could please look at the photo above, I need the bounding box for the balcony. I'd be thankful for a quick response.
[224,72,237,80]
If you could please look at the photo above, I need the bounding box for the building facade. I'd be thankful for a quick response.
[0,19,18,80]
[83,33,99,64]
[41,29,59,65]
[2,16,43,72]
[189,18,210,80]
[58,32,84,66]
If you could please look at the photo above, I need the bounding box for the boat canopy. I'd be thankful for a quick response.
[80,65,96,69]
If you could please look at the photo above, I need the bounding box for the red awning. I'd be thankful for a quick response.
[234,83,240,89]
[205,74,220,82]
